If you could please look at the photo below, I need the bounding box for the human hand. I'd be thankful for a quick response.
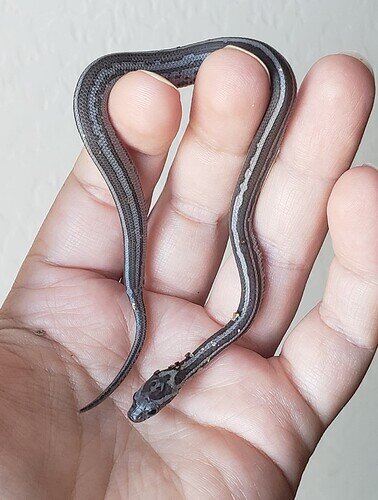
[1,47,376,498]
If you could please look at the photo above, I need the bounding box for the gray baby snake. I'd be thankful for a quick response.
[74,37,296,422]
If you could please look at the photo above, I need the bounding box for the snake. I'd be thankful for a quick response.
[74,37,296,421]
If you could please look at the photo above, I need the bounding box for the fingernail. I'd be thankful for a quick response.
[139,70,178,89]
[338,51,374,76]
[224,44,270,80]
[361,162,375,168]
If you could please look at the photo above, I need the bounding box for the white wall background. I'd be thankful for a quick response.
[0,1,376,498]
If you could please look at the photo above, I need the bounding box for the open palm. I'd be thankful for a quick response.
[1,48,377,499]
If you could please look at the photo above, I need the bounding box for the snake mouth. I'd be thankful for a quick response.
[128,400,159,423]
[127,404,147,423]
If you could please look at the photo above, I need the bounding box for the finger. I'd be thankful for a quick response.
[145,46,270,303]
[17,70,181,287]
[206,54,375,356]
[279,166,378,425]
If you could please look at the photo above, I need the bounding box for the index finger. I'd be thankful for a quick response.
[15,70,181,285]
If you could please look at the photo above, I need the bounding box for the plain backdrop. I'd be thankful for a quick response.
[0,1,376,498]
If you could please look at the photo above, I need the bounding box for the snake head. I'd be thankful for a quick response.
[128,367,180,423]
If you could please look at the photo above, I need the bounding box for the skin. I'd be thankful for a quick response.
[0,47,377,499]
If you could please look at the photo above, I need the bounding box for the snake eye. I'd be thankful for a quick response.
[149,408,158,416]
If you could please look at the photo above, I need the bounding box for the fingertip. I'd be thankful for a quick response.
[328,164,378,220]
[307,54,375,111]
[224,44,271,80]
[189,45,270,155]
[108,70,182,156]
[195,46,270,118]
[327,165,378,276]
[337,52,375,78]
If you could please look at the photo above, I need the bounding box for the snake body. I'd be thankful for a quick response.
[74,37,296,420]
